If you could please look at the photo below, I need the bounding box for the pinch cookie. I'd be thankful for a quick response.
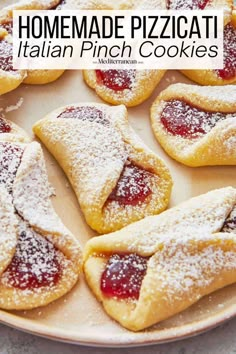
[83,187,236,332]
[181,9,236,85]
[0,0,65,87]
[83,70,166,107]
[53,0,114,10]
[0,29,26,95]
[0,187,18,275]
[0,121,82,310]
[151,83,236,167]
[0,114,30,143]
[33,103,172,234]
[119,0,232,13]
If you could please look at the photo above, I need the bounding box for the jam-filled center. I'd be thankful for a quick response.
[57,106,109,125]
[0,39,15,72]
[160,99,235,139]
[0,116,11,133]
[101,253,148,300]
[4,225,62,290]
[96,70,136,91]
[216,23,236,80]
[167,0,210,9]
[0,142,24,194]
[108,162,153,206]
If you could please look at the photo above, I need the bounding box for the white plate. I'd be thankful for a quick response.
[0,0,236,345]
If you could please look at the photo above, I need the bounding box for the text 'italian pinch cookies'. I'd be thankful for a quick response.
[151,83,236,167]
[33,103,172,234]
[84,187,236,331]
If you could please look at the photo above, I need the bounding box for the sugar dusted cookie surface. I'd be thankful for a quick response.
[33,103,172,234]
[84,187,236,331]
[0,116,82,310]
[151,83,236,167]
[181,9,236,85]
[83,70,166,107]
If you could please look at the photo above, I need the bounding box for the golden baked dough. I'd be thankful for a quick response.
[151,83,236,167]
[0,187,18,275]
[181,9,236,85]
[120,0,232,15]
[0,0,65,89]
[83,70,166,107]
[0,118,82,310]
[84,187,236,331]
[0,0,112,90]
[33,103,172,234]
[54,0,113,9]
[0,116,30,143]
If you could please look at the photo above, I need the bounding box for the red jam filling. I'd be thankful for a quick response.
[167,0,210,9]
[0,39,15,72]
[57,106,108,124]
[0,142,24,193]
[0,20,13,35]
[216,24,236,80]
[101,254,148,300]
[0,116,11,133]
[108,162,153,206]
[4,227,62,290]
[160,100,233,139]
[96,70,136,91]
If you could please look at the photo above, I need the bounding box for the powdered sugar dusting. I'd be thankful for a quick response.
[96,70,136,92]
[36,103,171,233]
[167,0,209,9]
[216,23,236,80]
[87,69,164,106]
[148,234,236,302]
[0,138,81,309]
[108,160,153,206]
[0,142,24,194]
[1,218,64,290]
[0,186,17,274]
[151,84,236,166]
[132,0,165,9]
[5,97,24,113]
[161,99,236,139]
[222,207,236,233]
[0,39,15,72]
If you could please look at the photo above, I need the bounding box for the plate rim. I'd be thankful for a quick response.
[0,301,236,347]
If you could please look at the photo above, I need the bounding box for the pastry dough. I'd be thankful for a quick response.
[84,187,236,331]
[0,0,65,89]
[181,9,236,85]
[151,83,236,167]
[119,0,232,15]
[0,115,30,143]
[83,70,166,107]
[0,120,82,310]
[33,103,172,234]
[0,28,26,95]
[0,0,111,91]
[53,0,113,10]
